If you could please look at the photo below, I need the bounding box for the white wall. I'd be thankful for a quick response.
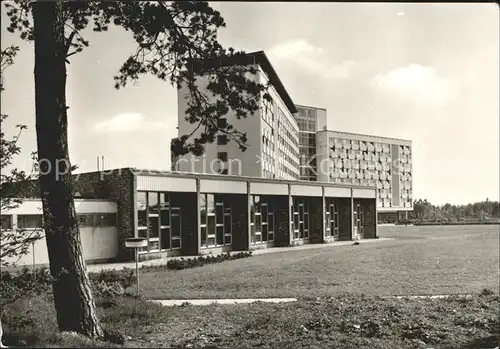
[176,67,262,177]
[1,199,118,267]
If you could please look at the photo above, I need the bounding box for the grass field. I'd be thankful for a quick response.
[137,225,500,300]
[2,225,499,348]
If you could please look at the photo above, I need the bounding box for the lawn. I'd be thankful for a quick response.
[2,225,499,348]
[137,225,500,300]
[3,291,498,349]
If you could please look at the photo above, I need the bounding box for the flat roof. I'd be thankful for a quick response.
[195,51,297,114]
[317,129,412,145]
[295,104,327,111]
[126,168,375,190]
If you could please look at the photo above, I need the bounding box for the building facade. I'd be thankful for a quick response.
[174,51,300,180]
[315,130,413,214]
[295,104,327,181]
[1,199,118,267]
[172,51,413,221]
[11,168,378,264]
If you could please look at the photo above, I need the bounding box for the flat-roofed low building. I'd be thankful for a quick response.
[11,168,378,263]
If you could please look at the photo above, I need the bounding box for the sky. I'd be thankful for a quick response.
[1,2,499,205]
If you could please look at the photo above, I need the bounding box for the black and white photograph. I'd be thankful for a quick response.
[0,1,499,348]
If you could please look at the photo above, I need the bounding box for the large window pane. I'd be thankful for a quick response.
[137,192,147,227]
[255,214,261,231]
[138,228,147,238]
[18,214,43,229]
[201,226,207,246]
[216,204,223,223]
[206,237,216,247]
[149,216,159,238]
[224,211,232,235]
[1,215,13,230]
[161,228,170,249]
[172,238,181,249]
[200,194,206,225]
[207,194,215,214]
[207,215,215,235]
[262,223,268,241]
[216,226,224,245]
[262,205,268,223]
[148,192,159,213]
[160,209,170,227]
[171,212,181,238]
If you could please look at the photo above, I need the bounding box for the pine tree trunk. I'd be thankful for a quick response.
[32,1,103,337]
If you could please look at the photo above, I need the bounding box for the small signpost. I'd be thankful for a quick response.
[125,237,147,297]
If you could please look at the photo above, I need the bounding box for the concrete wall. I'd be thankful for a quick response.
[308,197,324,243]
[176,67,263,177]
[10,169,136,261]
[2,199,118,267]
[361,199,377,238]
[273,196,291,247]
[230,194,250,252]
[337,198,352,241]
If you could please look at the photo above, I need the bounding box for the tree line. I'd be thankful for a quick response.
[411,199,500,223]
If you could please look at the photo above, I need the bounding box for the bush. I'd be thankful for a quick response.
[88,269,136,290]
[0,268,52,308]
[165,251,253,270]
[1,294,57,347]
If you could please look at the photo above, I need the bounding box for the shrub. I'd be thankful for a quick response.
[1,294,57,347]
[88,269,136,290]
[165,251,253,270]
[0,268,52,308]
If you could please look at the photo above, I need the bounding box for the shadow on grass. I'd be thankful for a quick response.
[463,335,499,349]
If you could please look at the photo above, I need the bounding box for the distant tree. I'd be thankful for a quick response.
[5,0,270,338]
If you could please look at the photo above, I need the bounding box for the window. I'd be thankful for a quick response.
[137,192,147,228]
[200,193,232,248]
[217,152,228,162]
[1,215,13,230]
[137,191,181,252]
[18,214,43,229]
[217,134,228,145]
[217,118,227,128]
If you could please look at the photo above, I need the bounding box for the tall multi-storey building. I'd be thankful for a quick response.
[295,105,327,181]
[174,51,300,180]
[315,130,413,214]
[172,50,413,221]
[292,105,413,216]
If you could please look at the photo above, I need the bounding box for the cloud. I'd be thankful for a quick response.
[93,113,168,133]
[369,64,459,107]
[268,39,359,79]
